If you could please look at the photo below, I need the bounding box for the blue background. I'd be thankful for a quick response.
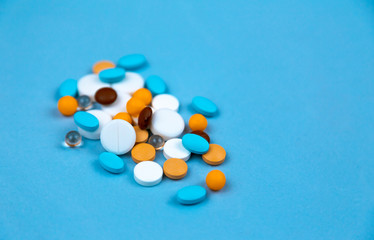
[0,0,374,239]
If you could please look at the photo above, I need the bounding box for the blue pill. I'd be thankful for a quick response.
[191,96,218,117]
[58,79,77,98]
[99,67,126,83]
[182,133,209,154]
[118,54,147,70]
[99,152,125,174]
[74,111,99,132]
[145,75,167,95]
[177,185,207,205]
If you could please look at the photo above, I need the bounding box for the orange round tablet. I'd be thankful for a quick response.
[206,170,226,191]
[92,60,115,74]
[131,143,155,163]
[126,97,146,117]
[163,158,188,180]
[134,126,149,143]
[113,112,133,124]
[57,96,78,116]
[188,114,208,131]
[133,88,152,105]
[202,144,226,166]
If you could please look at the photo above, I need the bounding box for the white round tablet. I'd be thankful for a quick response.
[100,119,136,155]
[163,138,191,161]
[111,72,144,95]
[77,110,111,140]
[134,161,163,187]
[150,109,185,141]
[152,94,180,111]
[77,74,110,99]
[101,93,131,117]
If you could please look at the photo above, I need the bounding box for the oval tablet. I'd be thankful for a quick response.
[191,96,218,117]
[145,75,167,95]
[58,79,78,98]
[77,110,112,140]
[99,152,125,174]
[163,138,191,161]
[100,120,136,155]
[118,54,147,70]
[131,143,156,163]
[94,87,117,105]
[150,109,185,140]
[182,134,209,154]
[99,67,126,83]
[152,94,179,111]
[177,185,206,205]
[138,107,152,130]
[134,161,163,187]
[74,111,99,132]
[202,144,226,166]
[111,72,144,95]
[78,74,110,99]
[163,158,188,180]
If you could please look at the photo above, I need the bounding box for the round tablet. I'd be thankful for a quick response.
[163,158,188,180]
[126,97,146,117]
[147,135,165,150]
[77,95,92,110]
[77,110,111,140]
[191,96,218,117]
[190,130,210,143]
[77,74,110,99]
[100,119,136,155]
[94,87,117,105]
[74,111,99,131]
[177,185,206,205]
[134,126,149,143]
[206,170,226,191]
[99,152,125,174]
[65,131,82,147]
[58,79,77,98]
[145,75,167,95]
[101,93,131,117]
[202,144,226,166]
[182,133,209,154]
[58,96,78,116]
[99,67,125,83]
[134,161,163,187]
[133,88,152,105]
[92,60,115,74]
[188,114,207,131]
[152,94,179,111]
[113,112,133,124]
[138,107,152,130]
[111,72,144,95]
[131,143,156,163]
[118,54,147,70]
[163,138,191,161]
[150,109,185,140]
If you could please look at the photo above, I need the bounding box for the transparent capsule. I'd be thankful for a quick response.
[148,134,165,150]
[77,95,92,110]
[65,131,82,147]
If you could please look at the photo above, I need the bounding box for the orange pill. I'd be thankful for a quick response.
[206,170,226,191]
[188,114,208,131]
[163,158,188,180]
[133,88,152,105]
[134,126,149,143]
[113,112,133,124]
[57,96,78,116]
[92,60,115,74]
[126,97,146,117]
[131,143,156,163]
[202,144,226,166]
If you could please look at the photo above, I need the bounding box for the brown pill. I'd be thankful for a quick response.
[94,87,117,105]
[138,107,153,130]
[163,158,188,180]
[190,130,210,143]
[202,144,226,166]
[131,143,156,163]
[134,126,149,143]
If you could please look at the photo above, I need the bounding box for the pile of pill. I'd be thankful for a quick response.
[56,54,227,205]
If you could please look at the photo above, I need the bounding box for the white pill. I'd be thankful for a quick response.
[163,138,191,161]
[77,74,110,100]
[134,161,163,187]
[150,108,185,140]
[101,93,131,117]
[152,94,180,111]
[111,72,144,95]
[100,119,136,155]
[78,110,111,140]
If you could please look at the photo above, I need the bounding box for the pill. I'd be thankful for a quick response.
[134,161,163,187]
[111,72,144,95]
[73,111,99,132]
[151,94,179,111]
[126,97,146,117]
[150,109,185,140]
[101,93,131,117]
[99,67,126,83]
[163,138,191,161]
[188,114,207,131]
[206,170,226,191]
[133,88,152,105]
[182,133,209,154]
[94,87,117,105]
[57,96,78,116]
[138,107,152,130]
[118,54,147,70]
[100,119,136,155]
[58,79,78,98]
[147,135,165,150]
[113,112,133,124]
[78,74,110,99]
[77,95,93,110]
[134,126,149,143]
[131,143,156,163]
[163,158,188,180]
[177,185,206,205]
[99,152,125,174]
[191,96,218,117]
[92,60,115,74]
[65,131,82,147]
[145,75,167,95]
[190,130,210,143]
[77,110,112,140]
[202,144,226,166]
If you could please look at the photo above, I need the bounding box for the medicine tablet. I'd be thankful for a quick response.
[99,152,125,174]
[206,170,226,191]
[150,109,185,140]
[58,79,78,98]
[131,143,156,163]
[151,94,179,111]
[138,107,152,130]
[145,75,167,95]
[111,72,144,95]
[134,126,149,143]
[92,60,115,74]
[182,133,209,154]
[113,112,133,125]
[101,93,131,117]
[77,110,111,140]
[190,130,210,143]
[133,88,152,105]
[74,111,99,132]
[77,95,92,110]
[126,97,146,117]
[100,119,136,155]
[77,74,110,100]
[163,158,188,180]
[177,186,206,205]
[188,114,207,131]
[58,96,78,116]
[163,138,191,161]
[191,96,218,117]
[65,131,82,147]
[94,87,117,105]
[118,54,147,70]
[202,144,226,166]
[147,135,165,150]
[99,67,126,83]
[134,161,163,187]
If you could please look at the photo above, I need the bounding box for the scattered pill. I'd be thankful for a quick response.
[94,87,117,105]
[182,133,209,154]
[206,170,226,191]
[111,72,144,95]
[58,79,78,98]
[99,152,125,174]
[101,93,131,117]
[133,88,152,105]
[65,131,82,147]
[138,107,152,130]
[99,67,126,83]
[202,144,226,166]
[134,161,163,187]
[147,135,165,150]
[190,130,210,143]
[74,111,99,132]
[188,114,207,131]
[134,126,149,143]
[118,54,147,70]
[163,158,188,180]
[58,96,78,116]
[77,110,111,140]
[92,60,115,74]
[191,96,218,117]
[163,138,191,161]
[177,185,206,205]
[151,94,179,111]
[77,95,92,110]
[113,112,133,124]
[150,109,185,140]
[145,75,167,95]
[131,143,156,163]
[126,97,146,117]
[78,74,110,99]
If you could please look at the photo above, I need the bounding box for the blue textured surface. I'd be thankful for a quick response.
[74,111,99,131]
[98,67,125,83]
[0,0,374,239]
[58,79,78,98]
[145,75,167,95]
[177,185,207,205]
[99,152,125,174]
[182,133,210,154]
[118,54,147,70]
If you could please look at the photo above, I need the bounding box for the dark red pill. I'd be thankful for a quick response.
[190,130,210,143]
[94,87,117,105]
[138,107,153,130]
